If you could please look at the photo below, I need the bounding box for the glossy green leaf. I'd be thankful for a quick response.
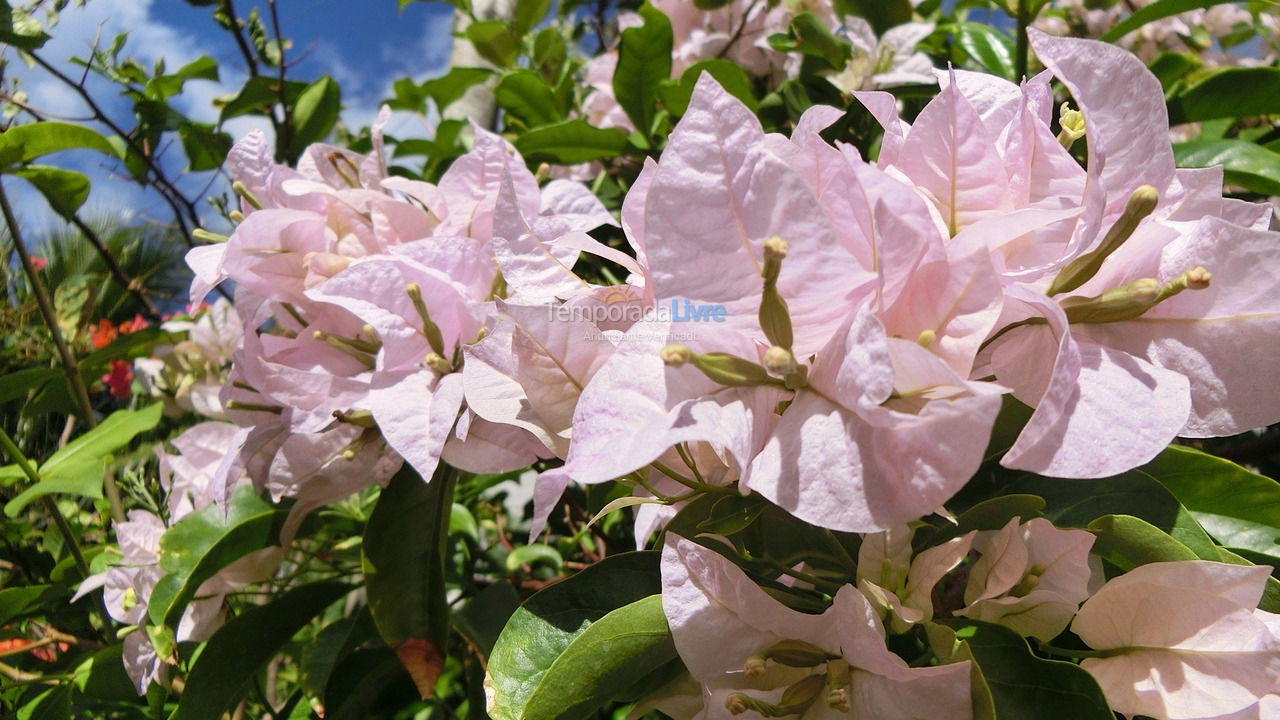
[505,542,563,571]
[614,2,673,140]
[698,493,767,535]
[422,67,493,111]
[363,464,456,647]
[1167,67,1280,123]
[1088,513,1201,570]
[658,59,758,116]
[954,22,1015,80]
[148,484,279,627]
[12,165,89,220]
[178,121,232,172]
[991,467,1219,560]
[924,622,996,720]
[5,404,163,516]
[292,76,341,149]
[937,619,1113,720]
[491,594,675,720]
[514,119,629,164]
[1102,0,1237,43]
[467,20,520,68]
[171,582,350,720]
[0,122,120,166]
[1173,139,1280,196]
[494,70,563,128]
[487,551,663,720]
[1140,445,1280,562]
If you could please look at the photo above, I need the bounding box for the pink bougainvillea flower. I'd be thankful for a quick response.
[856,525,975,633]
[1072,561,1280,720]
[957,516,1097,641]
[661,536,973,719]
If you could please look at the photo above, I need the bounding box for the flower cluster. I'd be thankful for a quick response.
[187,28,1280,720]
[73,422,280,693]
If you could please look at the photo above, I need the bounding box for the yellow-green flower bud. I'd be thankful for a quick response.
[405,282,446,356]
[1057,102,1086,150]
[660,344,692,367]
[1048,184,1160,296]
[424,352,453,375]
[916,329,937,348]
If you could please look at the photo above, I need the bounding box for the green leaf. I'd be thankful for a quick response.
[1088,513,1201,569]
[491,595,676,720]
[938,494,1046,542]
[1101,0,1234,43]
[1173,139,1280,196]
[613,2,673,140]
[0,122,120,166]
[292,76,341,149]
[658,59,758,117]
[12,165,89,220]
[0,584,67,625]
[698,493,766,535]
[923,623,996,720]
[937,619,1113,720]
[0,367,61,405]
[505,542,563,572]
[487,552,663,720]
[5,404,163,516]
[218,76,289,122]
[452,581,519,656]
[73,644,139,703]
[301,609,376,697]
[15,685,70,720]
[1141,445,1280,563]
[422,67,493,111]
[788,12,851,71]
[514,119,630,164]
[363,464,456,648]
[954,22,1015,80]
[992,467,1220,561]
[171,582,350,720]
[148,484,279,627]
[1147,51,1203,91]
[178,121,232,172]
[494,70,563,128]
[467,20,520,68]
[0,1,47,50]
[512,0,551,36]
[1167,67,1280,123]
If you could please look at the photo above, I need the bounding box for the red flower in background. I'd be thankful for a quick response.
[29,256,48,271]
[102,359,133,398]
[118,314,149,334]
[89,320,117,349]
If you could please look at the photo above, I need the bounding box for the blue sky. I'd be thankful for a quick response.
[6,0,457,234]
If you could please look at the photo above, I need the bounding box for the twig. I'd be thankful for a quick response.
[27,51,201,242]
[221,0,261,77]
[267,0,294,162]
[0,181,99,434]
[67,214,162,321]
[1014,0,1030,81]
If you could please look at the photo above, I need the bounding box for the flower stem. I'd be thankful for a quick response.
[0,179,124,524]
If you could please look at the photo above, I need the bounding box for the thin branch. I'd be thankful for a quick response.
[27,51,201,242]
[67,214,162,321]
[0,180,99,434]
[221,0,261,77]
[267,0,293,162]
